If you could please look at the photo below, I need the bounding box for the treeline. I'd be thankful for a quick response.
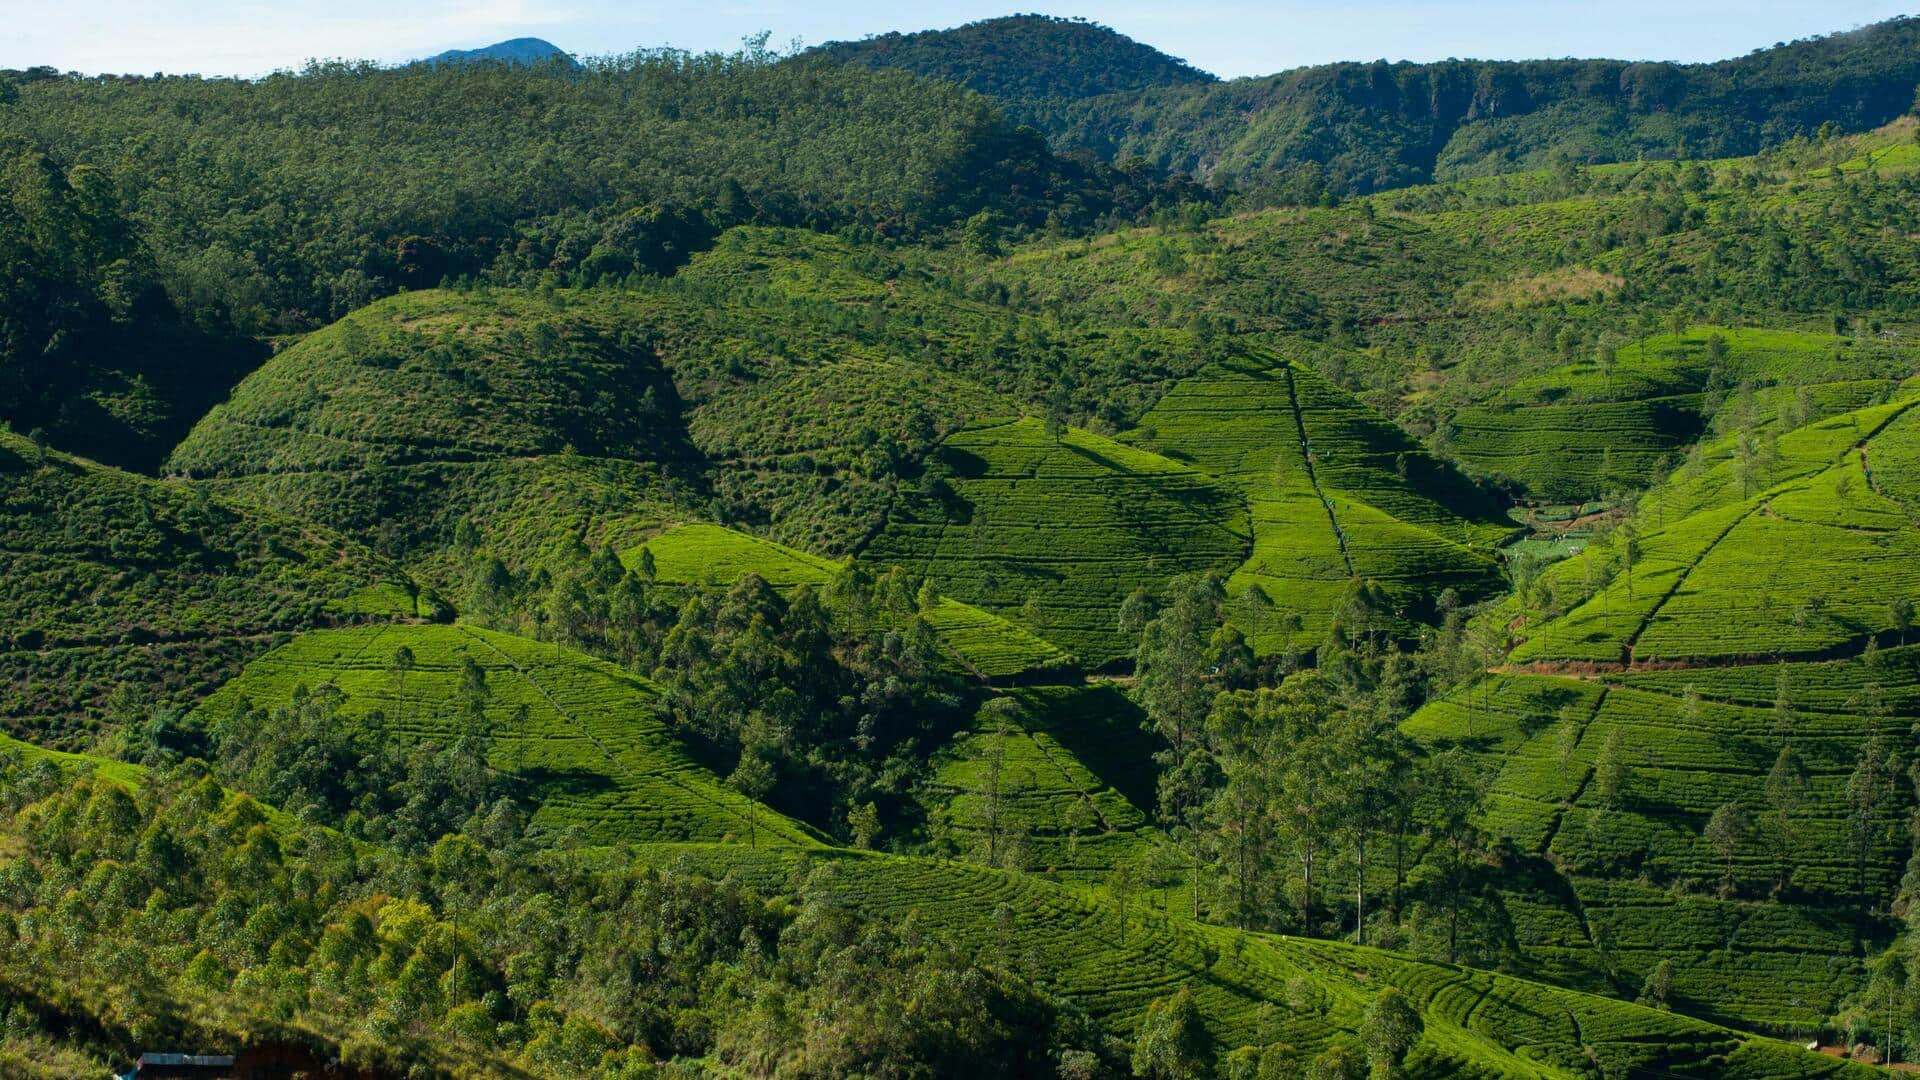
[0,44,1203,339]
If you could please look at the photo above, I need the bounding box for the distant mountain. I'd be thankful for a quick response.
[809,14,1215,100]
[419,36,578,68]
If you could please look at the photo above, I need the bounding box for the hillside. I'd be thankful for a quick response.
[16,9,1920,1075]
[810,15,1216,99]
[191,623,819,847]
[1,741,1873,1077]
[1399,389,1920,1029]
[1129,352,1511,650]
[866,416,1249,665]
[626,522,1075,680]
[847,15,1920,194]
[0,429,422,746]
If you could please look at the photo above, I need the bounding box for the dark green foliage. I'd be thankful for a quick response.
[811,15,1216,100]
[0,751,1094,1077]
[932,17,1920,197]
[0,146,260,469]
[1,45,1176,338]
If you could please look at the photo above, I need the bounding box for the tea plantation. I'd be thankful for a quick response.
[1448,327,1915,501]
[189,624,819,847]
[626,522,1076,679]
[0,429,423,746]
[20,35,1920,1075]
[1130,357,1510,650]
[865,416,1248,664]
[629,839,1874,1078]
[922,684,1168,881]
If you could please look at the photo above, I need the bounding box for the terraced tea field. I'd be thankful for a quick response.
[630,840,1871,1078]
[922,684,1168,881]
[626,522,1076,679]
[1514,453,1920,668]
[1449,327,1916,502]
[865,417,1248,664]
[190,624,819,847]
[1409,657,1910,1029]
[1129,359,1509,651]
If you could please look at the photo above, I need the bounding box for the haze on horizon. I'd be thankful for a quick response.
[2,0,1915,81]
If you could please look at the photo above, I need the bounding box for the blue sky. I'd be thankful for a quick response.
[2,1,1914,79]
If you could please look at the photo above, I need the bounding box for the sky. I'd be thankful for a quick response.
[1,1,1915,79]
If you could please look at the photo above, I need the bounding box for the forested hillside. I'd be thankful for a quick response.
[7,11,1920,1078]
[819,14,1920,196]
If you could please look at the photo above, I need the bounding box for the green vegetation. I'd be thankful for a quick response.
[190,624,818,847]
[867,416,1247,664]
[921,684,1167,881]
[1131,355,1510,651]
[840,14,1920,196]
[627,522,1074,680]
[16,12,1920,1074]
[0,429,421,745]
[811,15,1216,99]
[1450,326,1915,500]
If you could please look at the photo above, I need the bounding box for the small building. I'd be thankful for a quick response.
[123,1045,382,1079]
[122,1053,235,1079]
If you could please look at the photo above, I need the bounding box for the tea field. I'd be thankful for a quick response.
[630,839,1873,1078]
[865,416,1248,664]
[189,624,820,847]
[626,522,1076,679]
[1128,358,1510,651]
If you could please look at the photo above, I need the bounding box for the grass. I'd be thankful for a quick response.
[189,624,820,848]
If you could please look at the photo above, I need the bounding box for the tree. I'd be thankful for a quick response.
[1331,707,1404,947]
[1848,736,1901,929]
[390,645,416,726]
[1119,587,1158,642]
[1891,597,1913,645]
[847,802,880,850]
[1137,576,1223,759]
[962,210,1005,256]
[1360,987,1423,1079]
[1704,800,1749,895]
[1638,959,1674,1010]
[1771,666,1796,740]
[731,711,782,848]
[977,697,1021,867]
[1620,520,1642,597]
[1421,747,1486,963]
[1765,744,1808,891]
[1131,986,1212,1080]
[1592,727,1631,809]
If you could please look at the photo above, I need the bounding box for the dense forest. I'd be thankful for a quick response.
[822,14,1920,195]
[8,11,1920,1079]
